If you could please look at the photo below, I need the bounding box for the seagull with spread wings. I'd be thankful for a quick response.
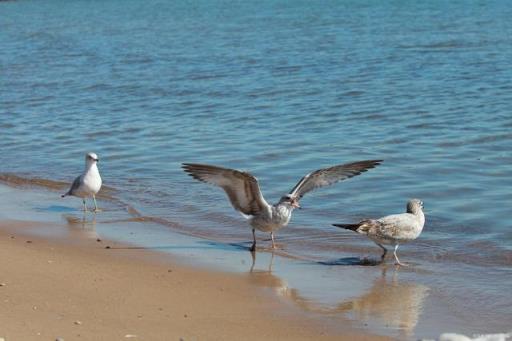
[182,160,382,251]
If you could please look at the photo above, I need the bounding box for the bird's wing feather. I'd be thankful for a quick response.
[66,175,82,196]
[376,213,419,240]
[182,163,270,216]
[288,160,382,199]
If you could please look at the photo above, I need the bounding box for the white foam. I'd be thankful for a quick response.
[435,332,512,341]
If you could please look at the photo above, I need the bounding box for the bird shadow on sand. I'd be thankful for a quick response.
[318,257,383,266]
[226,241,288,253]
[200,240,253,252]
[105,240,251,252]
[35,205,76,212]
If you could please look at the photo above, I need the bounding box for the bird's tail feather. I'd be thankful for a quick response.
[332,223,360,231]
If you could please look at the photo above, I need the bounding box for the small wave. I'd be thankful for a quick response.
[0,173,69,191]
[271,65,302,74]
[340,90,365,97]
[189,73,228,81]
[2,173,511,268]
[399,40,477,50]
[437,331,511,341]
[0,172,140,216]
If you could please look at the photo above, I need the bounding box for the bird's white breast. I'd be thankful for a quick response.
[81,165,102,195]
[250,204,292,232]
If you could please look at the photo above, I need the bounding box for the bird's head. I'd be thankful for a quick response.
[279,195,301,209]
[85,152,99,166]
[407,199,424,214]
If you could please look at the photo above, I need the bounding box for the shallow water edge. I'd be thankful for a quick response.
[1,182,511,340]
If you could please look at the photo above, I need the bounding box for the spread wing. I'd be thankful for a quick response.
[182,163,270,216]
[288,160,382,199]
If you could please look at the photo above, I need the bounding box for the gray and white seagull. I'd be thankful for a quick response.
[333,199,425,266]
[182,160,382,252]
[62,152,103,212]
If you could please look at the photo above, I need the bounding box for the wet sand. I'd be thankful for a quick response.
[1,183,511,340]
[0,219,388,341]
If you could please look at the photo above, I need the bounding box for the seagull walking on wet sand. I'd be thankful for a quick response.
[62,152,102,212]
[333,199,425,266]
[182,160,382,252]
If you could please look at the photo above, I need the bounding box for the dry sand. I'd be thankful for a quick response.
[0,220,388,341]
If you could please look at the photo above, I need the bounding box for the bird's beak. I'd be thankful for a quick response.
[95,158,99,162]
[293,200,301,209]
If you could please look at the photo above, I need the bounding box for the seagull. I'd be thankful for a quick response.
[333,199,425,266]
[61,152,102,212]
[182,160,382,252]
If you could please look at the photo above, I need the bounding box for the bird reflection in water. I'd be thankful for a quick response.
[248,251,292,298]
[247,253,429,338]
[336,267,429,337]
[62,212,99,240]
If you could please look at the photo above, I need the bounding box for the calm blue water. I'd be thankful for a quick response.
[1,0,512,337]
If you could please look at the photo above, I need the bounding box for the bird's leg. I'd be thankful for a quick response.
[92,195,101,212]
[393,244,407,266]
[268,251,275,272]
[270,231,276,249]
[377,243,387,261]
[249,229,256,252]
[81,211,86,226]
[249,250,256,272]
[82,199,88,212]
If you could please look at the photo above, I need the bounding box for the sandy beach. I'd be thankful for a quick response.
[0,218,389,341]
[0,179,510,340]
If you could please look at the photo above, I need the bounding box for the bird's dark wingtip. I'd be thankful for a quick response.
[365,159,383,168]
[182,163,198,172]
[332,223,360,231]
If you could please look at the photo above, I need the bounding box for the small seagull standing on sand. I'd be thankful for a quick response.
[62,152,102,212]
[333,199,425,266]
[183,160,382,252]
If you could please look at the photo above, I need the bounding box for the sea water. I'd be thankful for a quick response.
[1,0,511,338]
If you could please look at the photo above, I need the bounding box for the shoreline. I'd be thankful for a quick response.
[1,183,511,340]
[0,220,385,341]
[0,211,387,340]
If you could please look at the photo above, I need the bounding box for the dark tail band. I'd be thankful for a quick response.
[332,223,360,231]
